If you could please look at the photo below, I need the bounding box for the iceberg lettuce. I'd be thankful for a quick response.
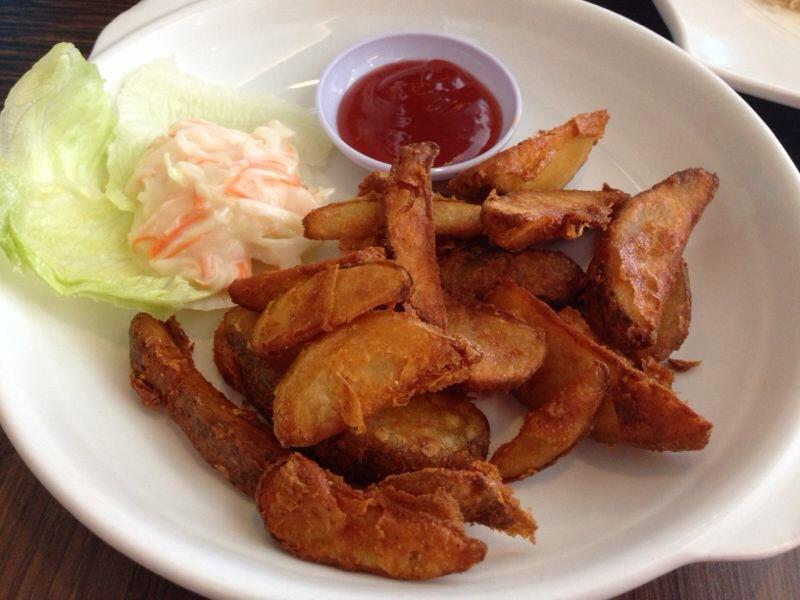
[0,43,332,314]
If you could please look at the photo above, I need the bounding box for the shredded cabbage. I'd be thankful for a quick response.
[106,60,331,211]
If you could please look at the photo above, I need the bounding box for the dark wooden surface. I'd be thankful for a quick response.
[1,1,798,598]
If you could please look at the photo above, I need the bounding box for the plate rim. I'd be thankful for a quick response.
[2,0,800,598]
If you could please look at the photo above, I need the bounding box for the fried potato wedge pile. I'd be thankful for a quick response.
[128,109,719,580]
[311,392,490,483]
[488,282,711,452]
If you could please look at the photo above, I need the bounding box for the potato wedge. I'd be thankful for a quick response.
[629,260,692,363]
[491,363,608,481]
[379,460,537,541]
[303,197,482,240]
[130,314,287,495]
[446,298,546,391]
[481,186,629,250]
[383,142,448,327]
[272,311,474,447]
[583,168,717,351]
[439,245,588,306]
[487,281,712,451]
[310,392,490,483]
[214,307,300,419]
[227,247,386,311]
[251,261,412,353]
[257,454,487,580]
[448,110,609,201]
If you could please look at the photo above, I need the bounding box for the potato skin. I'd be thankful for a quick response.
[213,307,298,420]
[257,454,487,580]
[439,245,588,307]
[628,260,692,363]
[583,169,716,352]
[130,313,286,496]
[310,392,490,483]
[448,110,609,201]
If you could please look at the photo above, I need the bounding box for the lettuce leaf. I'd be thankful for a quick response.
[0,43,209,313]
[105,60,332,211]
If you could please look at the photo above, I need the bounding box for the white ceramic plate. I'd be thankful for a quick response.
[654,0,800,109]
[2,1,800,599]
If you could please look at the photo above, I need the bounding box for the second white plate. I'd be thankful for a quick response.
[655,0,800,109]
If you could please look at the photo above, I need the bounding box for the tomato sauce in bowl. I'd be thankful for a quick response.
[337,59,503,167]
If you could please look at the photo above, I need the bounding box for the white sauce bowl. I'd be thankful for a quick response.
[316,31,522,181]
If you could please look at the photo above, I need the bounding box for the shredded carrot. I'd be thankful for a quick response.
[163,232,207,259]
[236,260,252,279]
[144,209,207,259]
[130,235,160,252]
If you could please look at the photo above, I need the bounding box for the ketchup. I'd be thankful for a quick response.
[337,59,503,167]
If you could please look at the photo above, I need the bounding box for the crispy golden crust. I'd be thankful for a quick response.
[379,460,537,542]
[338,236,384,252]
[251,262,412,353]
[272,311,474,447]
[583,169,717,351]
[557,306,599,341]
[310,392,490,483]
[256,454,487,580]
[629,260,692,363]
[439,245,588,306]
[129,314,286,495]
[303,196,482,241]
[487,282,712,451]
[445,297,546,391]
[481,186,629,250]
[448,110,609,201]
[213,317,244,392]
[383,142,448,328]
[358,171,392,196]
[213,307,298,419]
[227,247,386,312]
[491,363,608,481]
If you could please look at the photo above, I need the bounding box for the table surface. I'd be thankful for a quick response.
[1,1,799,598]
